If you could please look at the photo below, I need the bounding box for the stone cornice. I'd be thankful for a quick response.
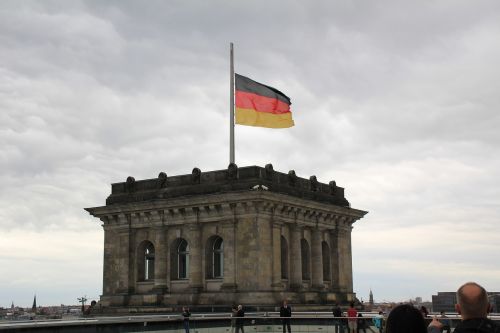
[87,190,367,229]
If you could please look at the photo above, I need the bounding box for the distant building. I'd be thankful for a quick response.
[432,291,500,313]
[415,297,422,304]
[489,294,500,313]
[369,289,374,305]
[432,292,457,312]
[86,164,368,310]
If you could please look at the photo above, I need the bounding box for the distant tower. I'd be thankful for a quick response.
[369,289,374,305]
[32,295,37,311]
[11,301,14,309]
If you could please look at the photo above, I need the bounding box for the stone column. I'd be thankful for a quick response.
[311,228,323,290]
[329,227,340,292]
[153,226,168,292]
[271,222,283,289]
[189,224,203,292]
[289,224,302,290]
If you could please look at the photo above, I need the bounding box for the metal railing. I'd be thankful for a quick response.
[1,312,500,332]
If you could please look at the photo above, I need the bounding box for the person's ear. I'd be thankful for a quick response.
[455,304,461,314]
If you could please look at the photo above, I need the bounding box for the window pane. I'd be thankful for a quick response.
[213,237,223,278]
[145,245,155,281]
[176,239,189,279]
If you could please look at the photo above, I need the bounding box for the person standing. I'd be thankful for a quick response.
[333,303,344,333]
[231,305,238,333]
[357,313,367,333]
[280,300,292,333]
[182,306,191,333]
[372,311,384,333]
[235,304,245,333]
[347,302,358,333]
[385,304,426,333]
[454,282,500,333]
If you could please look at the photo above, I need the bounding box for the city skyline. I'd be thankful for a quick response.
[1,1,500,307]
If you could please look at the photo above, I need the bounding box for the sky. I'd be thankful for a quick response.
[1,0,500,308]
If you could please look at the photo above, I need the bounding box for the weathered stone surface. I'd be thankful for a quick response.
[85,166,367,310]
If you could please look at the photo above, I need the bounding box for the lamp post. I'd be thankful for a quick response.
[77,296,87,313]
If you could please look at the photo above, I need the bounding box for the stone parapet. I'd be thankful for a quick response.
[103,164,350,207]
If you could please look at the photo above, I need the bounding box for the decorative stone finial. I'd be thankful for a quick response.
[126,176,135,193]
[264,163,274,180]
[158,172,167,188]
[192,167,201,184]
[329,180,336,194]
[227,163,238,180]
[310,175,318,191]
[288,170,297,186]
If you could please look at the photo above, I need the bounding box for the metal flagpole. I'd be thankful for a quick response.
[229,42,235,164]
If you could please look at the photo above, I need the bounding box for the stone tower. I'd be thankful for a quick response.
[85,164,367,310]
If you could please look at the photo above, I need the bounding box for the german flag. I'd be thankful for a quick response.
[235,74,294,128]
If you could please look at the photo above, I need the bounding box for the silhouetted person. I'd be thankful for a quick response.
[357,313,366,333]
[235,305,245,333]
[280,300,292,333]
[333,303,344,333]
[454,282,500,333]
[182,307,191,333]
[231,305,237,333]
[385,304,426,333]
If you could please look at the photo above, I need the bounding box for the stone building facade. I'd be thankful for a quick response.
[85,164,367,308]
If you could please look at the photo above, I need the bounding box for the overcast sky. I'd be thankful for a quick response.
[1,0,500,308]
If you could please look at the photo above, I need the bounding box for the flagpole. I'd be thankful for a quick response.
[229,42,235,164]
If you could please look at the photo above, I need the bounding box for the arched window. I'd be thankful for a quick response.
[280,236,288,279]
[178,239,189,279]
[213,237,224,278]
[171,238,189,280]
[301,239,310,280]
[206,236,224,278]
[137,241,155,281]
[322,241,331,281]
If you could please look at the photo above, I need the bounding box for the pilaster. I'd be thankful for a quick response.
[311,227,324,290]
[221,214,237,291]
[153,226,168,292]
[188,223,203,292]
[289,223,302,290]
[329,227,340,292]
[337,220,350,293]
[271,222,283,289]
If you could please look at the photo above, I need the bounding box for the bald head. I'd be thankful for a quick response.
[456,282,490,320]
